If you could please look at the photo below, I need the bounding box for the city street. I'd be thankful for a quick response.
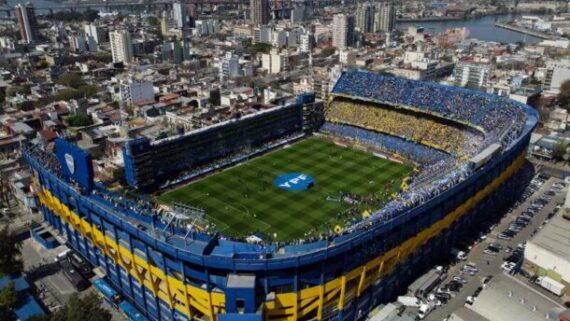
[425,175,567,321]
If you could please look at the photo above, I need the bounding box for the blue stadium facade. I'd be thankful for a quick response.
[24,71,538,321]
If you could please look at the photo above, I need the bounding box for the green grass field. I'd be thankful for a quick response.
[158,137,411,241]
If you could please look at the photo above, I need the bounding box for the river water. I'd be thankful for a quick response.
[6,0,543,45]
[398,14,542,44]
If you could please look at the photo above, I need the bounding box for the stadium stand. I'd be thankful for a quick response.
[319,122,449,164]
[332,70,527,148]
[326,98,479,155]
[124,104,305,190]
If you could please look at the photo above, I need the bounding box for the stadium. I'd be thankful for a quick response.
[24,70,538,321]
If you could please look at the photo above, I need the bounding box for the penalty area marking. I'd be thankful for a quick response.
[216,197,272,231]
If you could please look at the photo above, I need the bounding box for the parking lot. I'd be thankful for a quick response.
[421,174,568,321]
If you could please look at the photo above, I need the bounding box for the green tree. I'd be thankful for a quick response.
[558,79,570,110]
[54,88,82,101]
[552,141,568,161]
[66,114,94,127]
[56,73,85,89]
[77,85,100,98]
[318,47,336,57]
[35,60,50,70]
[245,43,272,55]
[0,282,17,321]
[0,226,23,276]
[146,16,160,26]
[50,294,111,321]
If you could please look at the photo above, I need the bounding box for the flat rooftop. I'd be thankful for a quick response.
[468,274,564,321]
[528,188,570,261]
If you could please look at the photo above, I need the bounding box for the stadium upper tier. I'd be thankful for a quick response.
[331,70,528,150]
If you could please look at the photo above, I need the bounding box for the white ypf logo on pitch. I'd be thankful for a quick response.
[279,174,308,188]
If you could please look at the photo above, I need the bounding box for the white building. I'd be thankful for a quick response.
[0,37,15,50]
[544,58,570,93]
[69,35,86,52]
[272,29,287,47]
[356,3,374,33]
[114,80,154,104]
[300,32,314,52]
[411,59,437,79]
[403,50,426,64]
[454,61,493,89]
[86,35,98,52]
[262,49,289,74]
[218,52,241,81]
[250,0,269,25]
[332,14,355,49]
[195,20,220,36]
[374,3,396,32]
[15,3,39,44]
[109,30,133,64]
[84,24,105,44]
[253,25,272,43]
[291,0,310,22]
[339,49,357,65]
[539,39,570,49]
[523,188,570,294]
[172,3,188,28]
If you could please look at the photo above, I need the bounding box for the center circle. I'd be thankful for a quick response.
[274,173,315,191]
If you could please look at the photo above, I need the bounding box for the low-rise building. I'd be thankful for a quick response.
[523,188,570,294]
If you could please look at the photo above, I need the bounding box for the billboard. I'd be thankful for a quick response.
[55,138,94,190]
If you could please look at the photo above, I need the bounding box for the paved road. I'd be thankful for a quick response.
[425,175,566,321]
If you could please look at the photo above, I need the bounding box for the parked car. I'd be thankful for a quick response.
[501,262,516,272]
[498,233,513,240]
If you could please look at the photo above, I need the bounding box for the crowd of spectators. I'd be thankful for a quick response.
[320,122,448,164]
[92,188,155,218]
[333,70,528,146]
[326,99,477,155]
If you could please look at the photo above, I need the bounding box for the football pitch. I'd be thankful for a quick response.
[158,137,412,241]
